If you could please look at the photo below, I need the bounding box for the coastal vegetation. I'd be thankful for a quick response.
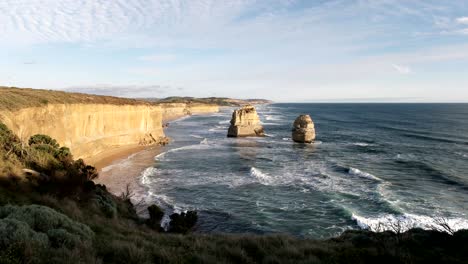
[0,87,149,111]
[1,122,468,263]
[0,87,270,112]
[143,96,272,106]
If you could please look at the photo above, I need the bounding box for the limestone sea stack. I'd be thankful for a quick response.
[227,105,265,137]
[292,114,316,143]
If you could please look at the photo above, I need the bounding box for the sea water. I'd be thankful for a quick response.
[138,104,468,238]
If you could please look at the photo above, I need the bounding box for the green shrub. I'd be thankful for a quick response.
[69,159,98,182]
[91,187,117,218]
[146,204,164,230]
[0,218,49,248]
[168,211,198,234]
[54,146,72,160]
[28,134,59,148]
[0,122,23,160]
[0,204,94,249]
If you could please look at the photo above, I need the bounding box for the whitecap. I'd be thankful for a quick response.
[140,167,158,185]
[154,151,167,161]
[352,213,468,233]
[265,115,283,121]
[189,134,204,139]
[261,122,281,126]
[101,152,140,172]
[200,138,209,145]
[250,167,275,186]
[218,120,230,125]
[351,142,373,147]
[348,167,382,182]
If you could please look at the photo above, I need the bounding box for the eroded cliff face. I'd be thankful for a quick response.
[227,105,265,137]
[0,102,219,162]
[292,114,316,143]
[160,103,219,121]
[0,104,166,161]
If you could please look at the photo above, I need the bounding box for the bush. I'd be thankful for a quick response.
[91,186,117,218]
[146,204,164,230]
[168,211,198,234]
[0,218,49,248]
[28,134,59,148]
[0,122,23,160]
[69,159,98,182]
[0,204,94,249]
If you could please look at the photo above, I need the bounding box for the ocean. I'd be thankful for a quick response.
[137,103,468,238]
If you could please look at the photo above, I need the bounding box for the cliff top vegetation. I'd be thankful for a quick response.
[143,96,273,106]
[0,87,270,111]
[0,87,151,111]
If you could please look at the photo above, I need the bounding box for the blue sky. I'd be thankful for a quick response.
[1,0,468,102]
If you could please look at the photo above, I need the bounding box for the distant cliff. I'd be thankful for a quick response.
[159,102,220,121]
[143,96,273,106]
[0,87,219,161]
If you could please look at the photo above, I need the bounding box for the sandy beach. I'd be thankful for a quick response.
[91,114,188,200]
[92,146,162,198]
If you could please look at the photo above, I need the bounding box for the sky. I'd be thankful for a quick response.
[1,0,468,102]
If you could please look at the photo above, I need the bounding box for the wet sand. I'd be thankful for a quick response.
[91,114,186,199]
[93,146,162,201]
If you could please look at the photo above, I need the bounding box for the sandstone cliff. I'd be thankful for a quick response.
[0,100,219,163]
[160,103,219,121]
[0,104,166,160]
[0,87,219,163]
[292,115,316,143]
[227,105,265,137]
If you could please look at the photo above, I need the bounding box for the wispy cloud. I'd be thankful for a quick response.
[392,64,412,74]
[138,54,177,63]
[63,84,184,98]
[456,17,468,24]
[2,1,468,102]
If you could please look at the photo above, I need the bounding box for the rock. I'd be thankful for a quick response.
[227,105,265,137]
[292,115,315,143]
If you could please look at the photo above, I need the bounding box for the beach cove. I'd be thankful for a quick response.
[99,103,468,238]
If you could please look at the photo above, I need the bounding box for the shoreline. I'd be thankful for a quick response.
[91,112,204,198]
[89,113,189,171]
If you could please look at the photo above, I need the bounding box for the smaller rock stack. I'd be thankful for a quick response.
[227,105,265,137]
[292,115,316,143]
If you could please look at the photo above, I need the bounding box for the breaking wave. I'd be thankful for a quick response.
[250,167,276,186]
[352,213,468,233]
[348,167,383,182]
[140,167,158,185]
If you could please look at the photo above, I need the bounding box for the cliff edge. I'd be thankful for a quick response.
[0,87,219,162]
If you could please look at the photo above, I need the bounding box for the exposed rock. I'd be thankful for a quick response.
[292,115,315,143]
[0,103,218,162]
[139,135,169,146]
[227,105,265,137]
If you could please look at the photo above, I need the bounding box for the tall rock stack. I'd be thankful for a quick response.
[227,105,265,137]
[292,115,315,143]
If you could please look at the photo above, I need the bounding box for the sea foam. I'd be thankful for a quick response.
[348,167,383,182]
[140,167,158,185]
[250,167,276,186]
[352,213,468,233]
